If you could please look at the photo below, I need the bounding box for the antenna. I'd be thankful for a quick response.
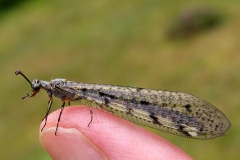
[15,70,32,87]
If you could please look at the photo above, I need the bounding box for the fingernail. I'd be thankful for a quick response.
[40,127,108,160]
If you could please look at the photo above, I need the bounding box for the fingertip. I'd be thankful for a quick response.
[39,106,193,160]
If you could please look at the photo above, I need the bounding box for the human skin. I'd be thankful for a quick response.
[39,106,193,160]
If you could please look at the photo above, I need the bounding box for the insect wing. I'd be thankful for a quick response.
[57,82,231,139]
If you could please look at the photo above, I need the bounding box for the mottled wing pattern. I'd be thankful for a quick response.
[56,81,231,139]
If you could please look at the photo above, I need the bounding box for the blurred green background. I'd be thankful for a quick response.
[0,0,239,159]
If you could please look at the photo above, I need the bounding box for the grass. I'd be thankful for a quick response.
[0,0,239,159]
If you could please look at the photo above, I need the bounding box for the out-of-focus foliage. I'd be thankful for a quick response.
[167,7,224,39]
[0,0,28,12]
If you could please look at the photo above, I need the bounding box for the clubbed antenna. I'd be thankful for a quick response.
[15,70,33,99]
[15,70,32,87]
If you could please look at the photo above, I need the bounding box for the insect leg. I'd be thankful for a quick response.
[41,98,53,131]
[88,106,93,127]
[55,101,65,135]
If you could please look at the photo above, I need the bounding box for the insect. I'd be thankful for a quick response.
[15,70,231,139]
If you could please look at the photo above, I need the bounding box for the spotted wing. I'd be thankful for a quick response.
[57,81,231,139]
